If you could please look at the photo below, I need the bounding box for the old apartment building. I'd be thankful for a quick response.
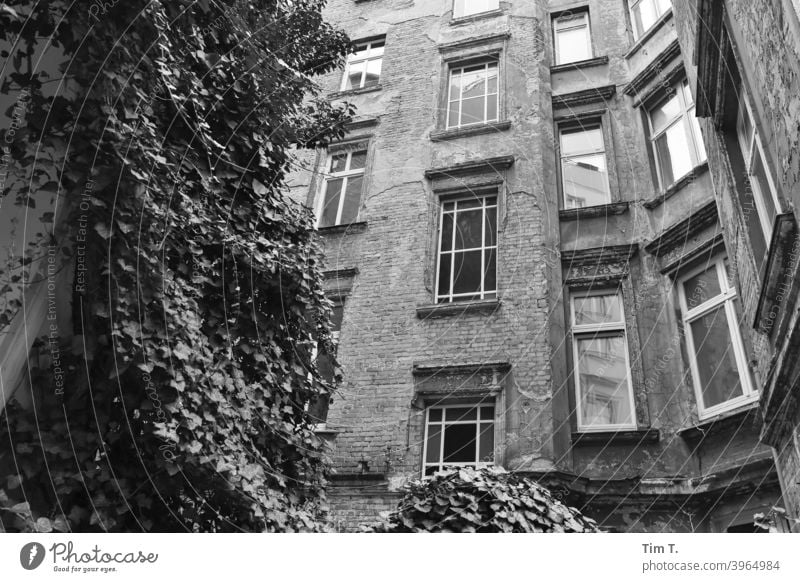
[289,0,800,532]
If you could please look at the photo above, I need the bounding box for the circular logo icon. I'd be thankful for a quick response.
[20,542,46,570]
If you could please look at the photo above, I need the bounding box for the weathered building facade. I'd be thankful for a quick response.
[288,0,792,531]
[671,0,800,529]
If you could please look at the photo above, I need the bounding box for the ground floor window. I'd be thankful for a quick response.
[423,403,495,476]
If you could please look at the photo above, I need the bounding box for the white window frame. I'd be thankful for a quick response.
[736,93,781,246]
[340,38,384,91]
[422,403,496,477]
[629,0,672,40]
[435,194,498,303]
[677,256,757,419]
[453,0,499,19]
[316,149,366,228]
[553,11,592,65]
[446,60,499,129]
[571,290,637,432]
[646,79,707,190]
[559,123,611,209]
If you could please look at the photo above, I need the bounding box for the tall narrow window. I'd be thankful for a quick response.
[308,303,345,427]
[553,11,592,65]
[317,149,366,227]
[629,0,671,40]
[571,291,636,431]
[677,256,756,418]
[341,38,384,91]
[453,0,499,19]
[447,60,499,128]
[436,195,497,303]
[647,79,706,189]
[736,93,780,247]
[560,124,611,209]
[423,404,495,476]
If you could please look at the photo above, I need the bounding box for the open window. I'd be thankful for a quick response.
[316,148,367,228]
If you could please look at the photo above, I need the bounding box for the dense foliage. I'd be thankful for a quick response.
[0,0,353,531]
[372,467,599,533]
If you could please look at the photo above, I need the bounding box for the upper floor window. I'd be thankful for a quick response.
[423,403,495,476]
[571,291,636,431]
[646,79,706,190]
[553,11,592,65]
[677,256,756,418]
[341,37,384,91]
[453,0,499,19]
[317,149,366,228]
[629,0,671,40]
[436,194,497,303]
[447,60,499,129]
[559,124,611,209]
[735,92,780,247]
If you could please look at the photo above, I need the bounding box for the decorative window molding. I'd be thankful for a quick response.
[753,213,799,335]
[552,84,616,109]
[340,36,385,92]
[561,244,639,287]
[644,200,719,258]
[622,38,681,99]
[676,255,758,420]
[550,55,609,74]
[424,155,515,180]
[438,32,510,55]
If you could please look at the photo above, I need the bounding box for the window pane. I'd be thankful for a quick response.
[486,67,498,93]
[561,127,604,155]
[349,151,367,170]
[478,422,494,462]
[460,96,486,125]
[440,212,454,251]
[683,266,721,310]
[319,178,343,227]
[330,152,348,173]
[331,305,345,331]
[307,394,330,424]
[344,61,365,90]
[484,248,497,293]
[340,175,362,224]
[484,207,497,247]
[461,69,486,99]
[655,123,693,186]
[574,294,622,325]
[429,408,443,422]
[455,208,483,249]
[364,58,382,87]
[479,405,495,420]
[437,253,452,299]
[445,406,478,422]
[454,0,499,18]
[426,424,442,463]
[458,198,482,210]
[447,100,460,128]
[486,94,498,122]
[453,250,483,295]
[577,336,633,427]
[689,305,744,409]
[650,93,681,135]
[443,424,476,462]
[562,154,610,208]
[632,0,662,38]
[556,25,591,64]
[689,109,707,163]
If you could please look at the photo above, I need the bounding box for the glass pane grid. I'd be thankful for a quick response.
[447,61,499,129]
[423,404,495,476]
[319,150,367,227]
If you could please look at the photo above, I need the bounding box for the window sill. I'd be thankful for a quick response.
[449,8,504,26]
[677,402,760,443]
[559,201,629,222]
[624,9,674,59]
[416,298,501,319]
[571,428,659,446]
[430,120,511,142]
[643,162,709,209]
[327,84,382,100]
[316,221,368,236]
[550,55,610,74]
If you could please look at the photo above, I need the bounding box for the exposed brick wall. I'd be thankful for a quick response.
[288,0,784,531]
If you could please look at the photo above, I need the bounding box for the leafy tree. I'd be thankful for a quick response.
[0,0,353,532]
[371,467,600,533]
